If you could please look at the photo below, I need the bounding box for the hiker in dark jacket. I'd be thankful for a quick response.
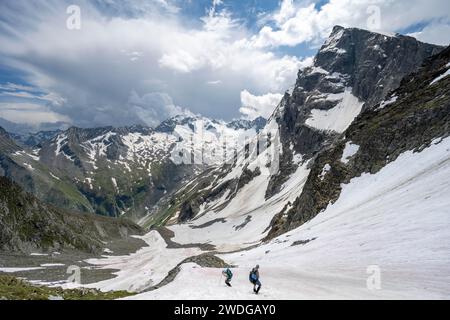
[249,265,261,294]
[222,268,233,287]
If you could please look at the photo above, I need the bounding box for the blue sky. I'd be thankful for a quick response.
[0,0,449,132]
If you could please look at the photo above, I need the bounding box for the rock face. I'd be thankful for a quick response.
[315,26,442,108]
[0,176,142,253]
[266,44,450,239]
[268,27,443,197]
[279,26,442,146]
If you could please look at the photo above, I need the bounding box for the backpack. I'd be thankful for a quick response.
[249,270,257,283]
[224,268,233,279]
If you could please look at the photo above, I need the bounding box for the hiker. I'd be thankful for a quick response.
[249,264,261,294]
[222,268,233,287]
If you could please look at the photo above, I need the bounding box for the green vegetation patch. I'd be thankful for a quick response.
[0,275,133,300]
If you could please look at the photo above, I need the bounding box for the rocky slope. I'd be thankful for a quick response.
[266,26,443,198]
[149,26,444,233]
[0,127,93,213]
[0,176,142,253]
[267,44,450,239]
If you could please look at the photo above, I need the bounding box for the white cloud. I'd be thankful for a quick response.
[408,22,450,45]
[239,90,284,120]
[0,102,71,125]
[0,0,447,131]
[207,80,222,85]
[0,83,39,92]
[0,0,310,127]
[127,91,194,127]
[249,0,450,48]
[0,90,66,106]
[273,0,297,25]
[159,50,204,73]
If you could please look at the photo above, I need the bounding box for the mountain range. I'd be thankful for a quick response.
[0,115,266,222]
[0,25,449,299]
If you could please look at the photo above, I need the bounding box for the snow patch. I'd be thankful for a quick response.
[378,95,398,109]
[319,164,331,180]
[0,267,44,273]
[23,163,34,171]
[430,69,450,86]
[49,172,61,181]
[341,142,360,164]
[305,89,364,133]
[111,177,118,192]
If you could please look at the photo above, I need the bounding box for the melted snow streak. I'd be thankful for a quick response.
[305,89,364,133]
[0,267,44,273]
[129,136,450,300]
[430,69,450,86]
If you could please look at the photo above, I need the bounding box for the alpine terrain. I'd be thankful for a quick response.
[0,26,449,300]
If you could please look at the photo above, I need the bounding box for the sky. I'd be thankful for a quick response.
[0,0,449,132]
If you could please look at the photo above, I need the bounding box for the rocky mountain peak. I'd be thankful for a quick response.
[310,26,444,106]
[0,126,9,138]
[0,126,21,154]
[226,116,267,132]
[273,26,444,158]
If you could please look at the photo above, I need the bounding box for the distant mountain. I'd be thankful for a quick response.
[0,126,93,213]
[226,116,267,132]
[10,130,62,148]
[0,176,142,253]
[1,115,265,221]
[0,117,68,136]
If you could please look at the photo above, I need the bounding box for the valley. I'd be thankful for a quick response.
[1,26,449,300]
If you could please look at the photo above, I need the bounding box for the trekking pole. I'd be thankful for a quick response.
[219,272,223,286]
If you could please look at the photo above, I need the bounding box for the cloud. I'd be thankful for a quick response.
[127,91,194,127]
[0,82,39,92]
[159,50,204,73]
[239,90,284,120]
[408,21,450,45]
[0,0,447,132]
[0,90,66,106]
[0,0,309,129]
[207,80,222,85]
[249,0,450,48]
[0,102,71,125]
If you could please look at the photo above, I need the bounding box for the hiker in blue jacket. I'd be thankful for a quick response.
[249,264,261,294]
[222,268,233,287]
